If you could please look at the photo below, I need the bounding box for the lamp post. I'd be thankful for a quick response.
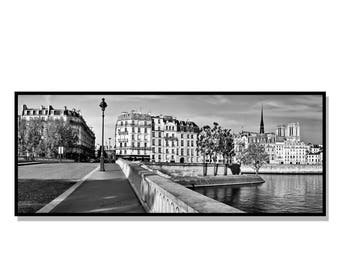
[99,98,107,171]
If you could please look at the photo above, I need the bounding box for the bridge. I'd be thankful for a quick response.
[17,159,243,214]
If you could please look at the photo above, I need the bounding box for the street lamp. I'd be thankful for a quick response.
[99,98,107,171]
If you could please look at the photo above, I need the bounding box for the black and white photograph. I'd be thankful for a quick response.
[3,1,339,270]
[15,92,326,216]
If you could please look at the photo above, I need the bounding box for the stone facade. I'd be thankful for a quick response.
[114,111,199,163]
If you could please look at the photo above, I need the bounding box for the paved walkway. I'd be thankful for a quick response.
[51,163,145,213]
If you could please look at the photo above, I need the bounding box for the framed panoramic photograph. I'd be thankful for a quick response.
[15,91,326,217]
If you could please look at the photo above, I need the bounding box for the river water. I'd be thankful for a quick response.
[192,174,323,213]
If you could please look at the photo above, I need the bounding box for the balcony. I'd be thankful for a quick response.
[164,136,178,141]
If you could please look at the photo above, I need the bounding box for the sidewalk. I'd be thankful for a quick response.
[51,163,145,213]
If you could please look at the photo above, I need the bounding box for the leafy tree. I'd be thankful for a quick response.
[240,143,269,175]
[197,125,212,176]
[43,119,78,158]
[197,125,212,163]
[18,118,44,157]
[18,118,78,159]
[197,123,235,176]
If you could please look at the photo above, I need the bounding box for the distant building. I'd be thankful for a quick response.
[114,111,199,163]
[20,104,95,159]
[234,106,321,165]
[306,151,323,165]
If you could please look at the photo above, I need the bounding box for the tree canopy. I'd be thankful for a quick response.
[240,142,269,175]
[197,123,234,163]
[18,118,78,158]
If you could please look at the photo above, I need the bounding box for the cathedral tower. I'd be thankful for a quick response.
[260,105,264,134]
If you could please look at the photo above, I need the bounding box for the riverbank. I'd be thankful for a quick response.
[173,175,265,188]
[144,163,265,188]
[241,164,323,175]
[146,163,323,176]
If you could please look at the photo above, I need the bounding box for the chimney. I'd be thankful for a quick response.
[22,104,27,115]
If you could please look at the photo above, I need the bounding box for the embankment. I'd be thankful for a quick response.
[117,159,243,214]
[147,163,322,175]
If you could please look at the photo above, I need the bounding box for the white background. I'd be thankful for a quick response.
[0,1,339,270]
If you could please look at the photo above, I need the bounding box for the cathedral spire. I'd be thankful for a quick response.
[260,104,264,133]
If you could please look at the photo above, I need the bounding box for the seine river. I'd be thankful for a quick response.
[192,174,323,213]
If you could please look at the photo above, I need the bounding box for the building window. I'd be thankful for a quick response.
[132,127,135,132]
[144,143,147,147]
[158,132,161,137]
[181,134,183,139]
[138,127,141,133]
[158,148,161,153]
[137,142,140,147]
[181,140,184,146]
[132,134,135,140]
[152,139,155,145]
[158,139,161,145]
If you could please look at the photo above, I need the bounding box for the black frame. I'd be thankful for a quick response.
[15,91,327,217]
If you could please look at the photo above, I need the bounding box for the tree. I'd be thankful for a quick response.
[197,123,235,176]
[240,143,269,175]
[18,118,44,158]
[197,125,212,176]
[219,127,234,175]
[18,118,78,159]
[43,119,78,158]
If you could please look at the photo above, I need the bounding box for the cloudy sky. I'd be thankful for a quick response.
[18,93,323,145]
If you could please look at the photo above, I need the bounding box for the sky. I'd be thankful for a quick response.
[18,94,323,145]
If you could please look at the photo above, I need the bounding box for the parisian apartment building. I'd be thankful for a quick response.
[114,110,199,163]
[114,109,322,165]
[20,104,96,159]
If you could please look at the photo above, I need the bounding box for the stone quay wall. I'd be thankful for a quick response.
[117,159,243,213]
[241,164,322,174]
[147,163,323,176]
